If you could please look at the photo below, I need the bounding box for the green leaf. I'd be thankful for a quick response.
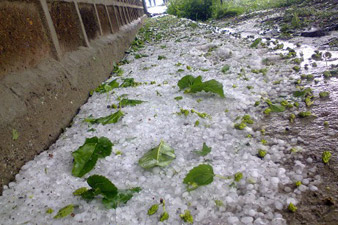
[319,91,329,98]
[178,75,197,90]
[85,110,124,125]
[221,65,230,74]
[102,187,141,209]
[178,75,225,98]
[12,129,19,140]
[214,200,224,207]
[73,187,88,196]
[250,38,262,48]
[148,204,159,215]
[298,111,312,118]
[87,175,118,199]
[112,63,124,76]
[174,96,183,101]
[160,211,169,222]
[190,79,225,98]
[80,189,100,200]
[120,78,139,88]
[288,203,297,212]
[138,141,176,169]
[94,137,113,158]
[53,204,74,219]
[46,208,54,214]
[180,210,193,224]
[293,87,312,97]
[322,151,331,164]
[72,137,113,177]
[194,143,211,156]
[234,172,243,182]
[95,79,119,93]
[118,99,145,107]
[80,175,140,208]
[269,104,285,112]
[183,164,214,191]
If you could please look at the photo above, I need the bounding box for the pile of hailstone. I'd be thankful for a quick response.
[0,16,321,225]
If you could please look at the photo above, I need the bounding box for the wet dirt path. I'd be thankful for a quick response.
[212,8,338,225]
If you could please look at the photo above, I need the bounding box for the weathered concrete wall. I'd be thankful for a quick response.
[0,0,145,193]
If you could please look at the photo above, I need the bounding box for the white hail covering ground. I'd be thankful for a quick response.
[0,16,321,225]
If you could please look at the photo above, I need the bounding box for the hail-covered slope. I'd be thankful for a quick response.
[0,16,322,225]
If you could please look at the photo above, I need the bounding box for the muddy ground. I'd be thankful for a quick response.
[211,0,338,224]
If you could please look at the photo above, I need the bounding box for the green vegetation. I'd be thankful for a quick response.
[298,111,312,118]
[221,65,230,74]
[250,38,262,48]
[75,175,141,209]
[54,204,74,219]
[322,151,331,164]
[12,129,19,140]
[118,99,145,107]
[85,111,124,125]
[178,75,225,98]
[138,141,176,169]
[167,0,213,21]
[295,181,301,187]
[258,149,267,158]
[234,172,243,182]
[168,0,304,21]
[194,142,212,156]
[288,203,297,212]
[72,137,113,177]
[180,210,194,223]
[94,79,119,94]
[183,164,215,191]
[148,204,159,215]
[234,114,254,130]
[148,200,169,222]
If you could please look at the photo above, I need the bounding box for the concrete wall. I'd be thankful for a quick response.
[0,0,145,193]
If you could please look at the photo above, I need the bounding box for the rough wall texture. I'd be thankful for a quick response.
[0,1,51,78]
[0,9,146,193]
[48,1,84,53]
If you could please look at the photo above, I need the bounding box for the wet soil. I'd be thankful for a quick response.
[262,74,338,224]
[213,0,338,224]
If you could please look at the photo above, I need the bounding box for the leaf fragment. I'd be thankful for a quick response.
[73,187,88,196]
[85,110,124,125]
[95,79,119,94]
[79,175,140,209]
[269,104,285,112]
[180,210,193,223]
[147,204,159,215]
[118,99,145,107]
[102,187,141,209]
[194,143,211,156]
[53,204,74,219]
[322,151,331,164]
[138,141,176,169]
[183,164,214,191]
[72,137,113,177]
[177,75,225,98]
[12,129,19,140]
[160,211,169,222]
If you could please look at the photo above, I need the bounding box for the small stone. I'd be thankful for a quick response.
[241,216,254,224]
